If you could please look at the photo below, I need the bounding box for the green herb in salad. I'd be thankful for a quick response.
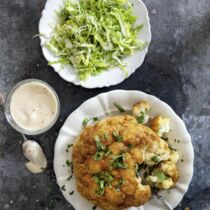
[47,0,147,80]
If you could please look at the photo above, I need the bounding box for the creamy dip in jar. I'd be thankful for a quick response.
[7,79,60,133]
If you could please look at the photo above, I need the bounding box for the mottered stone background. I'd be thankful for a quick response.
[0,0,210,209]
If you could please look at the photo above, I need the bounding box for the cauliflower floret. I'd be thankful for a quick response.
[144,152,157,165]
[132,101,150,124]
[169,150,179,163]
[105,187,125,204]
[109,142,126,155]
[147,175,158,183]
[158,161,179,181]
[146,171,174,190]
[130,147,145,164]
[144,140,170,165]
[86,158,106,174]
[150,116,170,137]
[160,178,174,189]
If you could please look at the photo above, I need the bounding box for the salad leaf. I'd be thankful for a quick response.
[47,0,147,80]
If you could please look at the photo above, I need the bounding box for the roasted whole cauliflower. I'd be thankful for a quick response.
[72,108,179,210]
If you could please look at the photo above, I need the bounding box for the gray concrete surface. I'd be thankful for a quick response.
[0,0,210,209]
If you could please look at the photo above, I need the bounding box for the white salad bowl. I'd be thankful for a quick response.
[54,90,194,210]
[39,0,151,88]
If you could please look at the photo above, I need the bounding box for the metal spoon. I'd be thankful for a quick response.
[152,193,173,210]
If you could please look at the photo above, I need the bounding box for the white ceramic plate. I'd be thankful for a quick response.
[39,0,151,88]
[54,90,194,210]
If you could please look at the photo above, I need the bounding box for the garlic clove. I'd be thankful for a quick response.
[22,140,47,173]
[25,161,44,174]
[22,140,45,165]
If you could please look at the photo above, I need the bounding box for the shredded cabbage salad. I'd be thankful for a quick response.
[47,0,148,80]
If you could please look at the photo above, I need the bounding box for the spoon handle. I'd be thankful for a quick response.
[0,90,6,107]
[152,194,173,210]
[21,133,28,142]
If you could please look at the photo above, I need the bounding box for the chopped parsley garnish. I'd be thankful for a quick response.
[116,177,124,190]
[94,151,105,160]
[67,144,74,148]
[103,132,109,139]
[93,176,105,195]
[69,191,74,195]
[100,172,113,185]
[136,111,145,124]
[94,135,107,160]
[104,149,112,157]
[153,171,167,182]
[161,137,168,141]
[95,136,106,151]
[112,132,123,142]
[113,103,125,113]
[93,172,113,195]
[112,154,128,169]
[83,117,99,127]
[66,160,72,167]
[66,175,73,181]
[151,155,159,163]
[82,118,90,126]
[92,117,99,122]
[66,144,73,153]
[65,160,74,174]
[61,185,66,191]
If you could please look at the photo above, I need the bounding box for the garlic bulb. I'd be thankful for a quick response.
[22,140,47,173]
